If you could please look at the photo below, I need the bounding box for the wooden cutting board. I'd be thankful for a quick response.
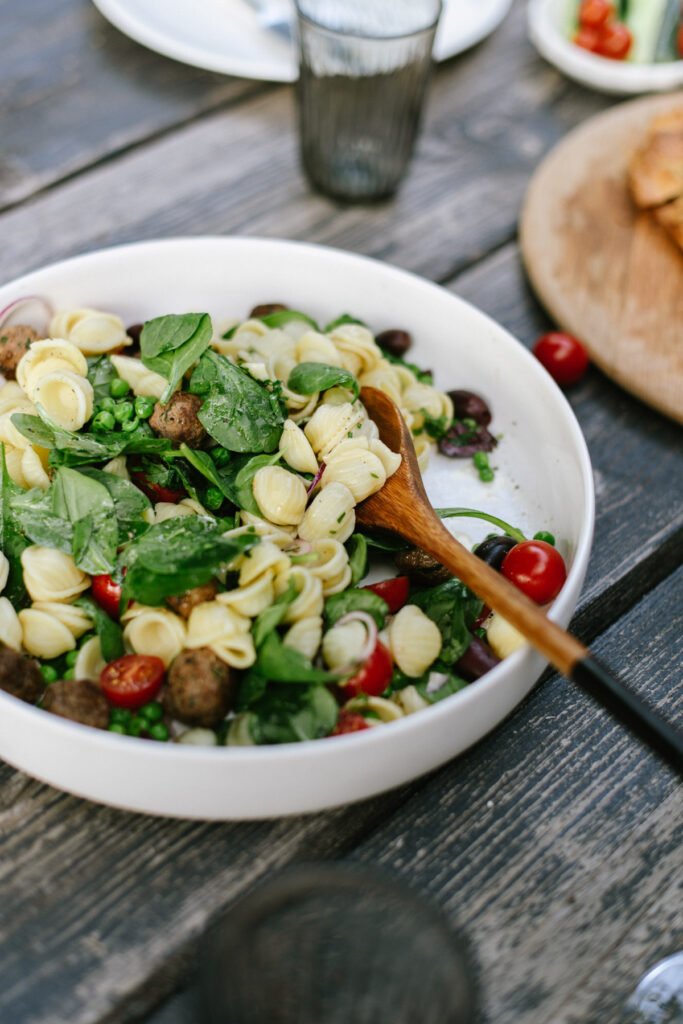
[520,92,683,425]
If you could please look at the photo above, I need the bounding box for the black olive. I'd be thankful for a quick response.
[474,534,517,571]
[454,636,500,681]
[126,322,143,344]
[376,329,412,358]
[249,303,289,318]
[448,389,491,427]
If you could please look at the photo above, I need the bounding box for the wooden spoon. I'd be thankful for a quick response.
[358,387,683,773]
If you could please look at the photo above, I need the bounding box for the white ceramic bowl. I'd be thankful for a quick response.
[529,0,683,95]
[0,238,594,819]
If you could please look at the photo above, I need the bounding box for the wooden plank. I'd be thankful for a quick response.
[349,567,683,1024]
[0,2,610,283]
[0,0,260,209]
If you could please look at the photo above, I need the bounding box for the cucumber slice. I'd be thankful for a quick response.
[654,0,681,61]
[625,0,670,62]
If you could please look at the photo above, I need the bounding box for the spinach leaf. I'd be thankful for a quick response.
[75,595,124,663]
[87,355,117,401]
[324,314,366,332]
[287,362,359,401]
[234,452,282,514]
[346,534,368,586]
[324,587,389,629]
[358,528,410,554]
[0,445,30,607]
[260,310,319,331]
[382,350,433,385]
[255,631,338,684]
[235,669,268,709]
[120,516,255,606]
[251,577,298,648]
[141,313,213,403]
[247,684,339,744]
[410,578,482,665]
[12,413,125,461]
[9,486,72,553]
[190,351,285,453]
[53,467,118,574]
[78,468,151,539]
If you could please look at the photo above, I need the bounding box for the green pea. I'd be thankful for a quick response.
[110,377,131,398]
[99,396,116,412]
[533,531,556,546]
[110,707,132,726]
[63,666,75,680]
[108,723,127,735]
[212,447,232,467]
[149,722,169,742]
[40,664,59,684]
[204,486,224,510]
[473,451,489,470]
[65,649,79,667]
[114,400,134,423]
[128,716,145,737]
[134,395,155,420]
[479,467,495,483]
[140,701,163,723]
[121,416,140,434]
[92,410,116,432]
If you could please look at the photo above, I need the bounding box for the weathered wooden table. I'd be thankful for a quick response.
[1,2,682,1021]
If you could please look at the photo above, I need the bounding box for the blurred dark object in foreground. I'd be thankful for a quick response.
[198,863,478,1024]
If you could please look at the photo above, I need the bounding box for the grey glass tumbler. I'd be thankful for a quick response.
[198,863,478,1024]
[295,0,442,202]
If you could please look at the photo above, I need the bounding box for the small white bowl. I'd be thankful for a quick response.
[528,0,683,95]
[0,237,594,819]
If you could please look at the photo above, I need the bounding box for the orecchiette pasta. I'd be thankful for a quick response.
[31,370,94,431]
[283,616,323,661]
[344,696,405,723]
[392,685,430,715]
[322,620,368,671]
[252,466,307,527]
[304,402,365,460]
[321,438,387,503]
[102,455,129,480]
[74,636,106,682]
[218,573,274,617]
[16,339,88,394]
[295,330,342,366]
[299,482,356,544]
[278,419,318,475]
[19,608,76,658]
[387,605,442,678]
[31,601,92,637]
[277,567,324,624]
[50,308,132,355]
[122,604,187,668]
[185,601,256,669]
[0,552,9,594]
[21,546,90,603]
[109,354,168,398]
[226,714,256,746]
[327,324,382,376]
[0,597,22,650]
[486,613,526,659]
[308,539,351,596]
[237,541,290,586]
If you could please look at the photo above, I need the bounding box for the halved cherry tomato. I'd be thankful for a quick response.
[100,655,165,709]
[677,23,683,58]
[594,20,632,59]
[331,710,371,736]
[501,541,567,605]
[342,640,393,698]
[578,0,613,28]
[533,332,590,387]
[91,574,123,620]
[573,25,600,51]
[362,576,410,614]
[130,470,185,504]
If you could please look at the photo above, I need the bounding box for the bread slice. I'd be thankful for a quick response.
[629,109,683,254]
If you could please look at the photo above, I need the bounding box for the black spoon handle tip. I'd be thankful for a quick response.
[571,655,683,776]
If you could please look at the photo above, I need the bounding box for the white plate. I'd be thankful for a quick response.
[0,237,594,819]
[91,0,514,82]
[529,0,683,96]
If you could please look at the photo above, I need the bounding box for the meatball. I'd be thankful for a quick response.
[0,645,44,703]
[164,648,235,728]
[149,391,206,448]
[42,679,110,729]
[394,548,452,586]
[0,325,39,379]
[166,581,218,620]
[249,303,288,318]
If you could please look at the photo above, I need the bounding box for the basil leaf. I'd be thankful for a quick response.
[346,534,368,586]
[53,468,118,574]
[141,313,213,403]
[287,362,359,401]
[247,684,339,744]
[260,310,319,331]
[324,587,389,629]
[87,355,117,401]
[255,631,337,684]
[324,314,366,332]
[75,595,124,663]
[120,517,255,606]
[0,445,30,607]
[252,577,298,648]
[410,578,482,665]
[190,351,285,454]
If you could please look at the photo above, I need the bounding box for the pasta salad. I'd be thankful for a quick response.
[0,299,566,745]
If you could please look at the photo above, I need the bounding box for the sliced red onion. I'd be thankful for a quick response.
[306,461,326,498]
[425,671,450,694]
[333,610,377,673]
[0,295,53,333]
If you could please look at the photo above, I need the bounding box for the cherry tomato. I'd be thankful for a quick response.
[578,0,613,28]
[100,655,165,710]
[130,470,185,504]
[594,21,632,59]
[677,23,683,58]
[331,710,371,736]
[362,576,410,614]
[91,574,123,620]
[501,541,567,605]
[343,640,393,698]
[533,332,589,387]
[573,25,600,51]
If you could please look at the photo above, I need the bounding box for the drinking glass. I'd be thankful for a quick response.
[294,0,442,201]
